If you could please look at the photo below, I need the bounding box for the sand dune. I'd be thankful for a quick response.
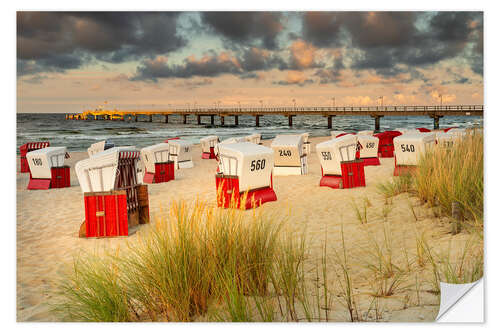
[17,136,466,322]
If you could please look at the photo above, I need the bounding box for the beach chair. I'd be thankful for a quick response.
[141,143,174,183]
[331,131,355,139]
[26,146,70,190]
[200,135,219,159]
[357,134,381,166]
[301,132,311,155]
[87,140,114,157]
[393,133,436,176]
[270,134,307,176]
[215,142,276,209]
[19,141,50,173]
[75,147,149,238]
[220,136,246,144]
[168,140,194,169]
[316,134,365,189]
[244,133,262,145]
[374,131,402,158]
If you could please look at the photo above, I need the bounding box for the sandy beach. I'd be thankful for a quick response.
[17,136,475,322]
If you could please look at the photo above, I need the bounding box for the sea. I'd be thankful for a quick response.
[16,113,483,152]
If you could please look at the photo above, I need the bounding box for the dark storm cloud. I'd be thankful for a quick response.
[301,12,417,49]
[17,12,186,76]
[442,67,472,85]
[239,47,288,71]
[17,11,483,83]
[301,11,483,78]
[464,13,483,76]
[301,12,344,48]
[344,12,417,49]
[132,46,290,82]
[131,53,243,82]
[312,51,345,84]
[17,53,86,76]
[200,12,284,50]
[350,12,482,76]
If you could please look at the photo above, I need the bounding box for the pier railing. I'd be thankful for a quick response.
[66,104,484,130]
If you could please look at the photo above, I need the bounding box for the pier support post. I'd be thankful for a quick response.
[255,115,261,127]
[135,115,138,122]
[234,115,239,126]
[220,116,225,126]
[183,114,188,124]
[327,115,336,129]
[149,115,153,122]
[164,115,168,123]
[432,115,443,130]
[197,115,201,125]
[288,115,295,127]
[372,115,383,132]
[211,115,215,125]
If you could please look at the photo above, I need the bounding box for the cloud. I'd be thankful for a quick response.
[17,11,483,84]
[343,95,376,106]
[17,12,187,76]
[105,73,141,91]
[239,47,288,72]
[350,12,483,75]
[300,11,483,77]
[301,12,343,48]
[313,49,345,84]
[200,12,284,49]
[345,12,417,49]
[289,40,321,70]
[131,52,243,82]
[132,47,290,82]
[274,71,314,86]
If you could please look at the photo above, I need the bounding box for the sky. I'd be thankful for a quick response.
[16,11,484,113]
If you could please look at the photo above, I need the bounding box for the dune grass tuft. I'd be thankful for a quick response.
[377,173,414,199]
[414,132,483,226]
[52,254,135,322]
[52,198,293,322]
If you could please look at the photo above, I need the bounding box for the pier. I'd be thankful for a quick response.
[66,104,484,130]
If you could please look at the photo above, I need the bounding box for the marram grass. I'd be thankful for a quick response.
[414,132,483,225]
[51,198,305,322]
[377,131,483,228]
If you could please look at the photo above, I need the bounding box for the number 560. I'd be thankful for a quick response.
[250,159,266,171]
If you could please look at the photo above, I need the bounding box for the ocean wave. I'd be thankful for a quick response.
[17,114,483,151]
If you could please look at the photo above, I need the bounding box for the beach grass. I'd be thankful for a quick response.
[52,197,316,322]
[49,132,483,322]
[377,132,483,232]
[52,253,135,322]
[52,198,289,321]
[377,173,414,199]
[414,132,483,227]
